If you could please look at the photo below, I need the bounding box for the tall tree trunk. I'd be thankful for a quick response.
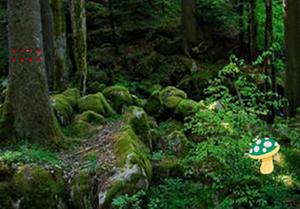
[70,0,87,95]
[40,0,55,90]
[182,0,198,56]
[3,0,62,145]
[248,0,257,62]
[284,0,300,116]
[238,0,245,54]
[51,0,68,91]
[264,0,275,122]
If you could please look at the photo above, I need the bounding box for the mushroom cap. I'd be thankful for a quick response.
[249,137,280,160]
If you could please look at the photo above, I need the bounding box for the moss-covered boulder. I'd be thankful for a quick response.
[103,86,133,113]
[145,86,187,119]
[154,119,184,150]
[159,86,187,108]
[78,92,115,116]
[87,81,106,94]
[69,117,99,138]
[70,170,93,209]
[124,106,151,147]
[51,94,75,126]
[12,165,64,209]
[164,131,190,157]
[61,88,81,108]
[175,99,200,118]
[144,90,164,117]
[76,110,105,126]
[132,94,146,107]
[98,125,152,208]
[152,156,184,182]
[50,88,80,126]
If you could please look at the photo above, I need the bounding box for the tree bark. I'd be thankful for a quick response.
[248,0,257,62]
[51,0,68,91]
[70,0,87,95]
[284,0,300,116]
[182,0,198,56]
[264,0,275,122]
[3,0,62,145]
[238,0,245,54]
[40,0,55,90]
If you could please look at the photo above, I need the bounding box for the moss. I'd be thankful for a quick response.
[175,99,200,117]
[87,81,106,94]
[165,131,190,156]
[144,90,164,117]
[159,119,184,136]
[12,165,64,209]
[124,106,151,147]
[103,86,133,113]
[78,92,115,116]
[51,0,68,91]
[70,0,87,93]
[114,126,152,176]
[159,86,187,104]
[100,125,152,208]
[0,182,12,208]
[153,156,184,181]
[61,88,81,108]
[76,110,105,126]
[164,96,184,109]
[70,118,98,138]
[70,170,92,209]
[132,94,146,107]
[51,94,74,126]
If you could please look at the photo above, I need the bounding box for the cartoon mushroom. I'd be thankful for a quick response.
[248,137,280,175]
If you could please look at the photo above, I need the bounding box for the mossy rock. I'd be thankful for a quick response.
[159,86,187,105]
[132,94,146,107]
[144,90,164,117]
[61,88,81,108]
[12,165,64,209]
[70,170,93,209]
[164,96,183,109]
[165,131,190,157]
[70,118,98,138]
[124,106,151,147]
[175,99,200,118]
[103,86,133,113]
[51,94,74,126]
[78,92,115,116]
[99,125,152,208]
[87,81,106,94]
[76,110,105,126]
[0,182,12,209]
[154,119,184,150]
[152,156,184,181]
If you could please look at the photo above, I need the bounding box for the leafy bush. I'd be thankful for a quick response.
[0,143,61,166]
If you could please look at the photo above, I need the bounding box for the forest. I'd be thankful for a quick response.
[0,0,300,208]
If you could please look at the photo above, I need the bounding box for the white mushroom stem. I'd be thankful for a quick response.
[260,156,274,175]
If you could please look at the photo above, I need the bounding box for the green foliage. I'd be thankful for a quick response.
[0,143,61,166]
[112,190,146,209]
[205,55,285,117]
[195,0,239,36]
[147,178,211,209]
